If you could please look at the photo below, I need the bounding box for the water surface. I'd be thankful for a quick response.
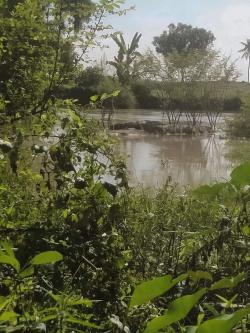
[104,109,239,187]
[118,133,233,188]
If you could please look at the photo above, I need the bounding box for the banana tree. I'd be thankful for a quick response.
[108,32,142,85]
[239,39,250,83]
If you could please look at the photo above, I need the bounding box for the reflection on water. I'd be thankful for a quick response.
[118,133,234,188]
[108,109,233,126]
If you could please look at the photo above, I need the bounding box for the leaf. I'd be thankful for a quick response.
[0,311,19,322]
[90,95,99,102]
[41,314,57,322]
[66,316,101,329]
[0,297,11,311]
[48,292,61,302]
[19,266,34,278]
[196,307,250,333]
[0,254,20,272]
[215,294,238,308]
[0,241,14,257]
[185,327,197,333]
[111,89,120,97]
[210,273,246,291]
[144,289,206,333]
[30,251,63,265]
[100,93,108,101]
[188,271,213,282]
[130,274,187,308]
[68,298,93,307]
[230,162,250,188]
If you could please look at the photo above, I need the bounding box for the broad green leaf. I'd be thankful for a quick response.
[144,289,206,333]
[0,297,11,311]
[19,265,34,278]
[230,162,250,188]
[130,274,187,308]
[0,311,19,322]
[196,307,250,333]
[188,271,213,282]
[210,273,246,291]
[172,273,188,285]
[30,251,63,265]
[0,254,20,272]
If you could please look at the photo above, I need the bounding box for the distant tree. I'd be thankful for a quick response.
[239,39,250,83]
[153,23,215,56]
[76,66,103,88]
[108,32,142,85]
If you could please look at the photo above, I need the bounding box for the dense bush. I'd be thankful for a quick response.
[223,96,242,111]
[113,87,137,109]
[132,82,161,109]
[228,98,250,137]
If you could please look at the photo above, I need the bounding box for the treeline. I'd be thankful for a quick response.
[58,72,243,111]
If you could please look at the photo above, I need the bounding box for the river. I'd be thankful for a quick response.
[105,109,240,188]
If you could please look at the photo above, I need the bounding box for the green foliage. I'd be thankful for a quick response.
[239,39,250,82]
[30,251,63,265]
[228,97,250,137]
[0,245,99,332]
[0,1,249,332]
[153,23,215,56]
[128,272,249,333]
[129,274,187,308]
[108,32,142,86]
[195,308,250,333]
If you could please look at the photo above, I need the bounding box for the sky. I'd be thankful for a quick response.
[92,0,250,80]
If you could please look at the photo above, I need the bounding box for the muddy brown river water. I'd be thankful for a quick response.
[104,109,241,188]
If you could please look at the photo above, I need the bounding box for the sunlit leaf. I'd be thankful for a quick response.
[210,273,246,290]
[0,254,20,272]
[144,289,206,333]
[0,311,19,322]
[130,274,187,308]
[230,162,250,188]
[188,271,213,282]
[19,266,34,278]
[30,251,63,265]
[196,307,250,333]
[90,95,99,102]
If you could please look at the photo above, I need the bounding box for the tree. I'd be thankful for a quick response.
[0,0,127,120]
[239,39,250,83]
[76,66,104,88]
[108,32,142,85]
[153,23,215,56]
